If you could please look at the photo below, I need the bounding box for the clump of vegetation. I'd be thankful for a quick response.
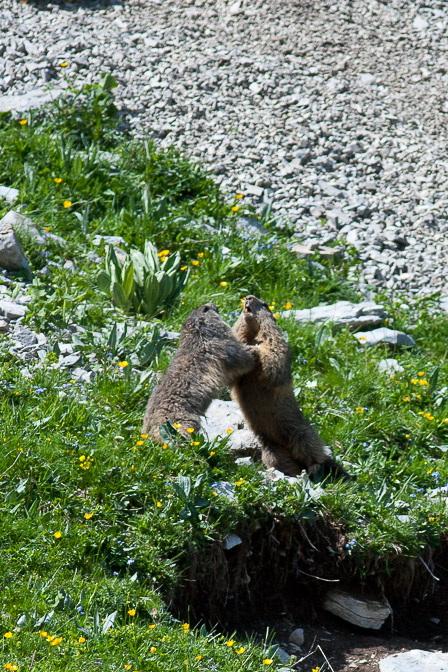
[0,76,447,670]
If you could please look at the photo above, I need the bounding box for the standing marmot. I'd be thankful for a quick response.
[232,295,346,477]
[142,303,257,441]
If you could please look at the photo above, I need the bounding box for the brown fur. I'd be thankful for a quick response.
[142,303,257,441]
[232,295,346,477]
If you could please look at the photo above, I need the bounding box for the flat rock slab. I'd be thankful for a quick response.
[354,327,415,347]
[378,358,404,375]
[1,211,45,245]
[0,87,64,113]
[323,588,391,630]
[0,220,32,274]
[0,186,19,203]
[282,300,386,331]
[0,300,26,320]
[201,399,261,454]
[379,649,448,671]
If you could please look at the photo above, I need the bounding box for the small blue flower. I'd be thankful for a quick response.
[362,442,368,447]
[127,558,135,565]
[409,494,416,498]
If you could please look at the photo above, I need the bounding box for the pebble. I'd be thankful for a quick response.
[288,628,305,647]
[0,0,447,296]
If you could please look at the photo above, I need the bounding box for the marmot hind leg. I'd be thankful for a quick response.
[261,442,307,477]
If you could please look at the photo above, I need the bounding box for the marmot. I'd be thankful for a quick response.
[232,295,346,478]
[142,303,257,441]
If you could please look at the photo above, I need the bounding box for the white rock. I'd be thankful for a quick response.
[222,533,242,550]
[282,300,386,331]
[0,211,45,245]
[210,481,235,501]
[288,628,305,647]
[379,649,448,672]
[354,328,415,347]
[323,589,391,630]
[440,298,448,314]
[413,16,429,32]
[0,221,32,274]
[0,300,26,320]
[91,234,126,247]
[0,87,64,113]
[0,186,19,203]
[201,399,260,454]
[378,359,404,375]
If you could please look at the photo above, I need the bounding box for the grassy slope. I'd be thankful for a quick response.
[0,80,447,670]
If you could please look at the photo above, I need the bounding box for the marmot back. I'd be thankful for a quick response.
[142,303,257,441]
[232,295,346,477]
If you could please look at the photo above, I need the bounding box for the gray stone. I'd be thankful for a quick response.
[272,647,291,663]
[379,649,448,672]
[323,589,391,630]
[0,186,19,203]
[0,87,64,113]
[354,328,415,348]
[235,456,254,466]
[291,243,313,257]
[440,298,448,314]
[58,353,82,368]
[288,628,305,647]
[201,399,260,454]
[282,300,386,331]
[210,481,235,501]
[0,319,9,333]
[13,324,38,347]
[91,234,126,247]
[0,220,32,274]
[72,367,96,383]
[58,342,74,355]
[222,533,242,550]
[413,16,429,32]
[0,300,26,320]
[378,359,404,375]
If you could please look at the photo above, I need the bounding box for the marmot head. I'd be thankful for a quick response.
[240,295,275,339]
[182,303,229,341]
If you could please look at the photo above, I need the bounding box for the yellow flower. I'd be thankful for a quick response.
[403,396,409,402]
[180,266,188,270]
[128,609,136,616]
[124,666,131,670]
[235,481,242,486]
[150,646,157,653]
[284,302,292,309]
[136,440,144,446]
[54,531,62,539]
[60,61,68,67]
[236,193,244,199]
[39,631,48,637]
[418,371,425,376]
[46,635,54,641]
[51,637,63,646]
[355,407,364,414]
[173,422,181,429]
[226,428,233,435]
[263,660,274,666]
[405,434,409,438]
[192,260,199,266]
[84,512,94,520]
[186,428,194,433]
[118,361,128,368]
[4,632,13,639]
[273,312,280,319]
[220,281,228,287]
[54,177,62,184]
[232,206,240,212]
[162,443,168,449]
[210,451,215,456]
[141,434,148,439]
[79,636,86,643]
[313,668,320,672]
[359,336,366,341]
[236,647,245,654]
[63,200,72,208]
[19,119,27,125]
[160,257,167,262]
[158,250,170,257]
[429,516,435,522]
[182,623,189,631]
[411,378,418,384]
[226,640,235,647]
[156,502,162,508]
[419,379,429,386]
[197,252,204,258]
[196,654,202,660]
[269,305,274,311]
[192,441,200,446]
[149,624,156,629]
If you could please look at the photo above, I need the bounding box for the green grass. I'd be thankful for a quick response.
[0,78,447,670]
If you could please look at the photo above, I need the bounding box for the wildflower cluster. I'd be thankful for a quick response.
[79,454,94,470]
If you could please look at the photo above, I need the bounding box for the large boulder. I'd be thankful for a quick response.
[379,649,448,671]
[281,300,386,331]
[0,219,31,276]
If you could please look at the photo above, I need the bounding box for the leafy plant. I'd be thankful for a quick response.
[96,242,189,317]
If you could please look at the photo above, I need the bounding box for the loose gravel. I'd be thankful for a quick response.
[1,0,448,296]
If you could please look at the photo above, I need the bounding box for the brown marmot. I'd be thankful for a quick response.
[232,295,346,478]
[142,303,257,441]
